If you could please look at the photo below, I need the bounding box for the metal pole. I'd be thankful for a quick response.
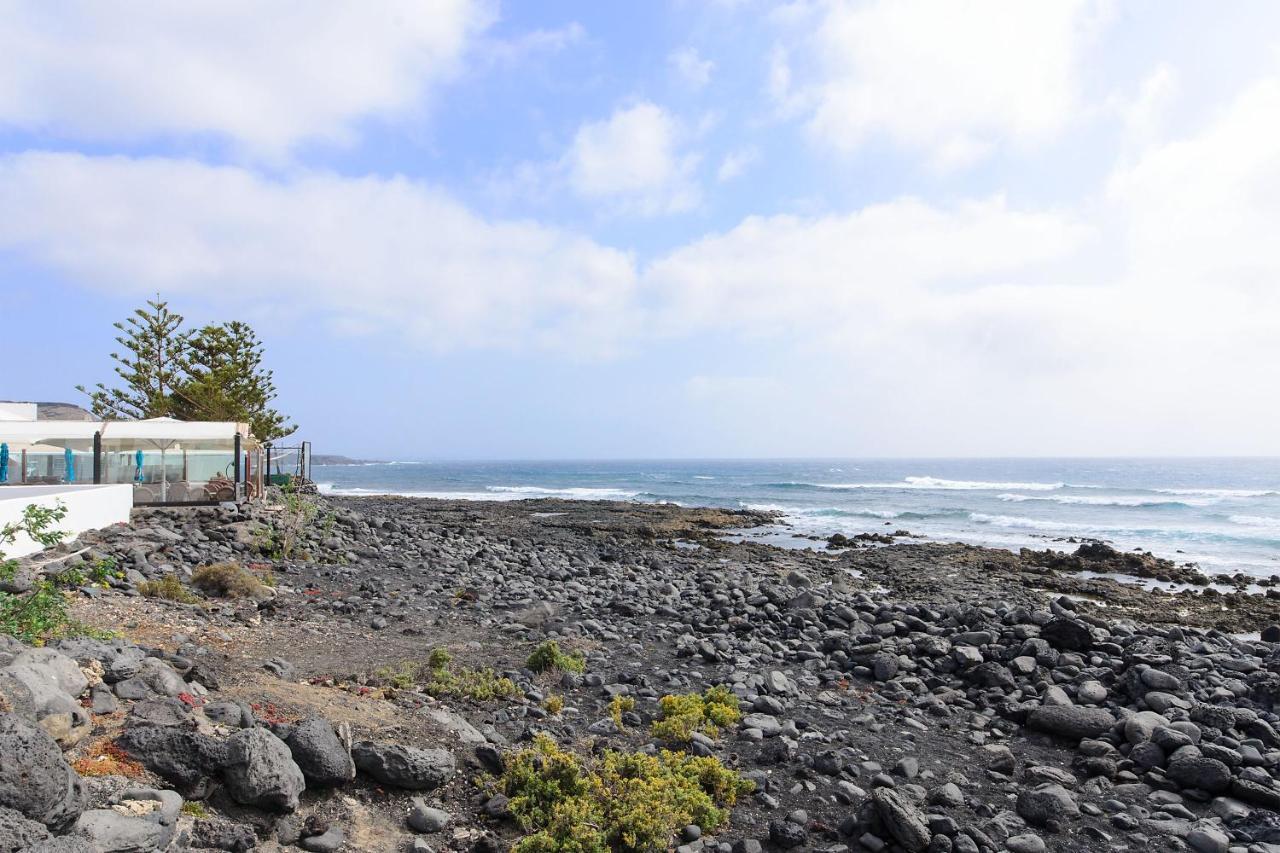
[93,432,102,484]
[233,433,242,500]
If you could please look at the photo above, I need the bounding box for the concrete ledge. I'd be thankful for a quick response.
[0,484,133,557]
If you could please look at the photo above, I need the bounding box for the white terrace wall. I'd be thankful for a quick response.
[0,485,133,557]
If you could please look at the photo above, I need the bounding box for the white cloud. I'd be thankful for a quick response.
[0,0,493,157]
[669,48,715,88]
[646,195,1090,340]
[775,0,1108,168]
[717,147,759,182]
[0,152,637,353]
[483,21,586,67]
[565,102,701,214]
[1118,63,1180,147]
[4,57,1280,453]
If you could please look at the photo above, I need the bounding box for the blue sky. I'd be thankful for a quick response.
[2,1,1279,458]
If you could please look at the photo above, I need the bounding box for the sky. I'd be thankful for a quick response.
[1,1,1279,459]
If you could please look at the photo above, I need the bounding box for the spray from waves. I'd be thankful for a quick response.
[317,483,640,501]
[485,485,639,499]
[997,493,1212,508]
[318,484,515,500]
[1231,515,1280,529]
[743,503,967,521]
[1155,487,1280,498]
[762,476,1070,492]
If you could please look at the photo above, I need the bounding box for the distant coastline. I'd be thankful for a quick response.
[311,454,388,466]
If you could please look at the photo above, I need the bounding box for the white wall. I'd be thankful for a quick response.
[0,485,133,557]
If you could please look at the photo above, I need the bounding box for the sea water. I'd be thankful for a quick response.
[314,458,1280,578]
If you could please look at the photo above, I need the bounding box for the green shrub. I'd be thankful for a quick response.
[190,562,263,598]
[180,801,209,818]
[373,660,418,690]
[526,640,585,675]
[137,574,199,604]
[427,647,452,670]
[0,502,107,644]
[609,695,635,730]
[374,649,521,702]
[424,653,520,701]
[544,695,565,715]
[501,735,753,853]
[651,686,742,742]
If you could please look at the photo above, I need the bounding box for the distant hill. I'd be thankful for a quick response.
[311,454,387,466]
[37,402,95,421]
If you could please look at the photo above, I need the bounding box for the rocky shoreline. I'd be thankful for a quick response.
[4,494,1280,852]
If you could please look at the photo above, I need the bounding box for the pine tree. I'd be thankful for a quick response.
[76,298,189,420]
[173,321,296,442]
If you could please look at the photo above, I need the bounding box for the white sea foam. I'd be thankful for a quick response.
[693,475,715,480]
[743,502,903,519]
[1230,515,1280,528]
[968,512,1105,533]
[317,483,637,501]
[486,485,640,498]
[1156,487,1279,498]
[814,476,1066,492]
[997,493,1214,507]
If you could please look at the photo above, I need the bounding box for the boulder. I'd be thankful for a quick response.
[0,712,86,831]
[285,718,355,787]
[73,810,167,853]
[1167,755,1232,794]
[115,725,227,798]
[1027,705,1114,741]
[1041,618,1093,652]
[871,787,930,853]
[352,742,455,790]
[222,728,305,812]
[0,803,52,851]
[1016,784,1080,826]
[8,649,88,698]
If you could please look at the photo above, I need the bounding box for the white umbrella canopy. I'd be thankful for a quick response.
[98,419,254,501]
[0,421,99,450]
[0,418,255,497]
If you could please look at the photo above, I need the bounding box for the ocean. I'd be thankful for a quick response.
[314,458,1280,579]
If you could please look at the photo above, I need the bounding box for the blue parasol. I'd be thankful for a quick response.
[134,450,145,483]
[64,447,75,483]
[0,443,8,483]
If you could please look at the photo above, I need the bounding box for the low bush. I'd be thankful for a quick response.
[526,640,585,675]
[190,562,264,598]
[501,734,753,853]
[180,801,209,818]
[544,695,565,715]
[373,649,521,702]
[424,649,520,701]
[609,695,635,730]
[651,686,742,742]
[137,574,199,604]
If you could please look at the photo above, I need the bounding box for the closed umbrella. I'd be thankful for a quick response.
[134,450,145,483]
[64,447,75,483]
[0,443,8,483]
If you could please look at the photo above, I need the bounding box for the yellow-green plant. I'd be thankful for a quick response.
[609,695,635,730]
[388,647,522,701]
[501,735,753,853]
[190,562,263,598]
[137,574,199,604]
[651,686,742,742]
[544,695,565,715]
[526,640,585,675]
